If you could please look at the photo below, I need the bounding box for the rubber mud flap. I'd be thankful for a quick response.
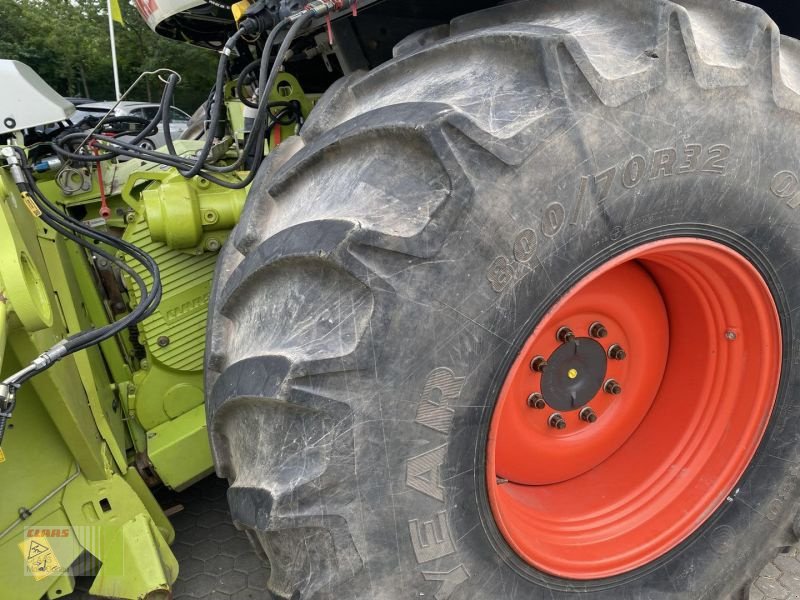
[206,1,800,598]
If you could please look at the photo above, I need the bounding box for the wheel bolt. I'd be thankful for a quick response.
[530,356,547,372]
[604,379,622,395]
[527,393,546,409]
[556,327,575,344]
[589,322,608,339]
[579,407,598,423]
[548,413,567,430]
[608,344,626,360]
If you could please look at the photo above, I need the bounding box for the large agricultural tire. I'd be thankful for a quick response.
[205,1,800,598]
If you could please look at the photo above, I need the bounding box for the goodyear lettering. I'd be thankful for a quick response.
[405,368,471,598]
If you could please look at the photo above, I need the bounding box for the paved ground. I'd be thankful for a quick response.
[752,549,800,600]
[73,476,270,599]
[70,475,800,599]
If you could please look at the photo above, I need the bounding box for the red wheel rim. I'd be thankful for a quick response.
[486,238,782,580]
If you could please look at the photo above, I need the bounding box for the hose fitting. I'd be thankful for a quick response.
[1,146,26,186]
[0,383,16,448]
[289,0,353,21]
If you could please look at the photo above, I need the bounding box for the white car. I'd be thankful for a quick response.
[72,101,191,150]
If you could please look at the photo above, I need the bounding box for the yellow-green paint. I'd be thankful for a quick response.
[0,166,177,600]
[37,233,129,472]
[0,75,317,598]
[143,173,247,250]
[148,404,214,490]
[0,275,7,374]
[62,473,177,599]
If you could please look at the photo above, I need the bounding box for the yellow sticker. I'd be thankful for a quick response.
[0,447,5,463]
[21,192,42,218]
[18,536,62,581]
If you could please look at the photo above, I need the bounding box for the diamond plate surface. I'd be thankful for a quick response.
[71,476,271,599]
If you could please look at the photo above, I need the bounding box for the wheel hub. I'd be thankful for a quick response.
[540,336,607,412]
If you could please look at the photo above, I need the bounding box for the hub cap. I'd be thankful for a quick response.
[486,238,782,579]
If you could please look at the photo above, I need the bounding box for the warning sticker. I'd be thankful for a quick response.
[21,192,42,218]
[18,536,62,581]
[0,447,5,463]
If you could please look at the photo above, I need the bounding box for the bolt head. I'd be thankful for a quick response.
[548,413,567,430]
[604,379,622,395]
[608,344,626,360]
[589,322,608,339]
[556,327,575,344]
[580,407,598,423]
[530,356,547,373]
[157,336,170,348]
[527,393,546,409]
[725,330,737,341]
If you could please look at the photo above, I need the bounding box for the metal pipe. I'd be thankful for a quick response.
[0,464,81,541]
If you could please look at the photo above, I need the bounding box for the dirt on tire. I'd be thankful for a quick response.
[206,1,800,598]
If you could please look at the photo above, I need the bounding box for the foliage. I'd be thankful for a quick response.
[0,0,218,111]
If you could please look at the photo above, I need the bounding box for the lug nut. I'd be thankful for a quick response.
[556,327,575,344]
[527,393,546,409]
[548,413,567,430]
[530,356,547,372]
[589,322,608,339]
[579,407,598,423]
[608,344,626,360]
[604,379,622,395]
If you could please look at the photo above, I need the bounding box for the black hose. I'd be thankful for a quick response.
[178,27,246,178]
[12,149,162,356]
[235,59,262,109]
[161,73,181,156]
[49,13,309,189]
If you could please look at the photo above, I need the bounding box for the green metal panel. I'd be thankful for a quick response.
[0,168,108,480]
[147,404,214,490]
[62,472,178,599]
[0,164,177,600]
[37,230,129,471]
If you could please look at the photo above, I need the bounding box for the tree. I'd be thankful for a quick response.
[0,0,218,110]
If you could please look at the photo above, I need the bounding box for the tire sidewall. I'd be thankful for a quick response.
[386,97,800,599]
